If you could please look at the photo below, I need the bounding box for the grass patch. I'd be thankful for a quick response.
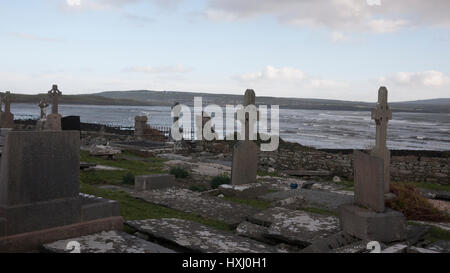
[425,227,450,242]
[210,173,231,189]
[336,179,354,191]
[412,182,450,193]
[189,185,209,192]
[122,172,135,185]
[301,207,338,216]
[222,196,272,210]
[80,182,231,231]
[169,166,189,179]
[80,150,165,186]
[387,182,450,222]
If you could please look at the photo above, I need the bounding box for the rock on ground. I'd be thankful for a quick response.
[126,218,277,253]
[42,230,175,253]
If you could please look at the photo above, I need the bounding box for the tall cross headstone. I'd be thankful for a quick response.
[0,92,14,128]
[44,84,62,131]
[231,89,258,185]
[370,86,392,193]
[48,84,62,114]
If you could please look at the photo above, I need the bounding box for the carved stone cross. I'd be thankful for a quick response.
[38,98,49,119]
[371,86,392,193]
[48,84,62,114]
[371,87,392,150]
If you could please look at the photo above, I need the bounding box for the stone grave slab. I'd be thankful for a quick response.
[43,230,175,253]
[300,231,360,253]
[126,218,276,253]
[260,189,353,211]
[132,188,258,227]
[236,221,276,245]
[248,207,340,247]
[135,174,176,191]
[219,183,269,199]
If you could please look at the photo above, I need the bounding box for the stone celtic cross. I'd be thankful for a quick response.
[48,84,62,114]
[371,86,392,193]
[371,86,392,151]
[38,98,49,119]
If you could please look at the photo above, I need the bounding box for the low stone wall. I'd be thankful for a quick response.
[258,148,449,185]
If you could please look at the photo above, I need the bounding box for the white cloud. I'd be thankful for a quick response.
[124,64,193,74]
[378,70,450,87]
[64,0,182,10]
[331,31,348,43]
[206,0,450,33]
[66,0,81,6]
[235,66,348,92]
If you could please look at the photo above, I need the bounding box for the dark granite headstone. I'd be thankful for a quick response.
[61,116,81,131]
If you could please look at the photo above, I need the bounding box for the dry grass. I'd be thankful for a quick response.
[387,182,450,223]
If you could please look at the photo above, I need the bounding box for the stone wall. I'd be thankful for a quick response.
[192,140,449,185]
[258,148,449,185]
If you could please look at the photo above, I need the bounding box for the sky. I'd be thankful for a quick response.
[1,0,450,102]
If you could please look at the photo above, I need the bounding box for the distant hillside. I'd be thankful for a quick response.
[96,90,450,114]
[9,93,165,106]
[9,90,450,113]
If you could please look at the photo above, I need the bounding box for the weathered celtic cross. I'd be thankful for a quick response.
[371,86,392,193]
[48,84,62,114]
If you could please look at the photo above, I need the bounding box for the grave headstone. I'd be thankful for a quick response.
[338,87,406,243]
[44,84,62,131]
[61,116,81,131]
[36,98,50,131]
[353,150,385,212]
[371,86,392,193]
[231,89,258,185]
[0,131,122,252]
[134,116,148,138]
[0,92,14,129]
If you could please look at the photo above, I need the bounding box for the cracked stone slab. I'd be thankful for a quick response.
[126,218,276,253]
[249,207,340,247]
[300,231,360,253]
[331,241,369,253]
[236,221,276,245]
[42,231,175,253]
[132,188,258,227]
[259,189,353,211]
[426,241,450,253]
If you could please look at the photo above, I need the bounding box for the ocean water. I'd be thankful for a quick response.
[11,103,450,151]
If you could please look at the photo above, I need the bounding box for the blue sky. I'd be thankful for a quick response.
[1,0,450,101]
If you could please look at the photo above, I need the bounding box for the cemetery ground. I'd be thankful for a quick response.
[75,138,450,253]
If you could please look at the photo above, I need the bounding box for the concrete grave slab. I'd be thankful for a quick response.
[260,189,353,211]
[43,230,175,253]
[132,188,258,227]
[126,218,276,253]
[135,174,176,191]
[300,231,360,253]
[236,221,275,245]
[249,207,340,247]
[219,183,269,199]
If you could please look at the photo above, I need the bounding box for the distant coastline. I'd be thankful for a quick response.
[8,90,450,114]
